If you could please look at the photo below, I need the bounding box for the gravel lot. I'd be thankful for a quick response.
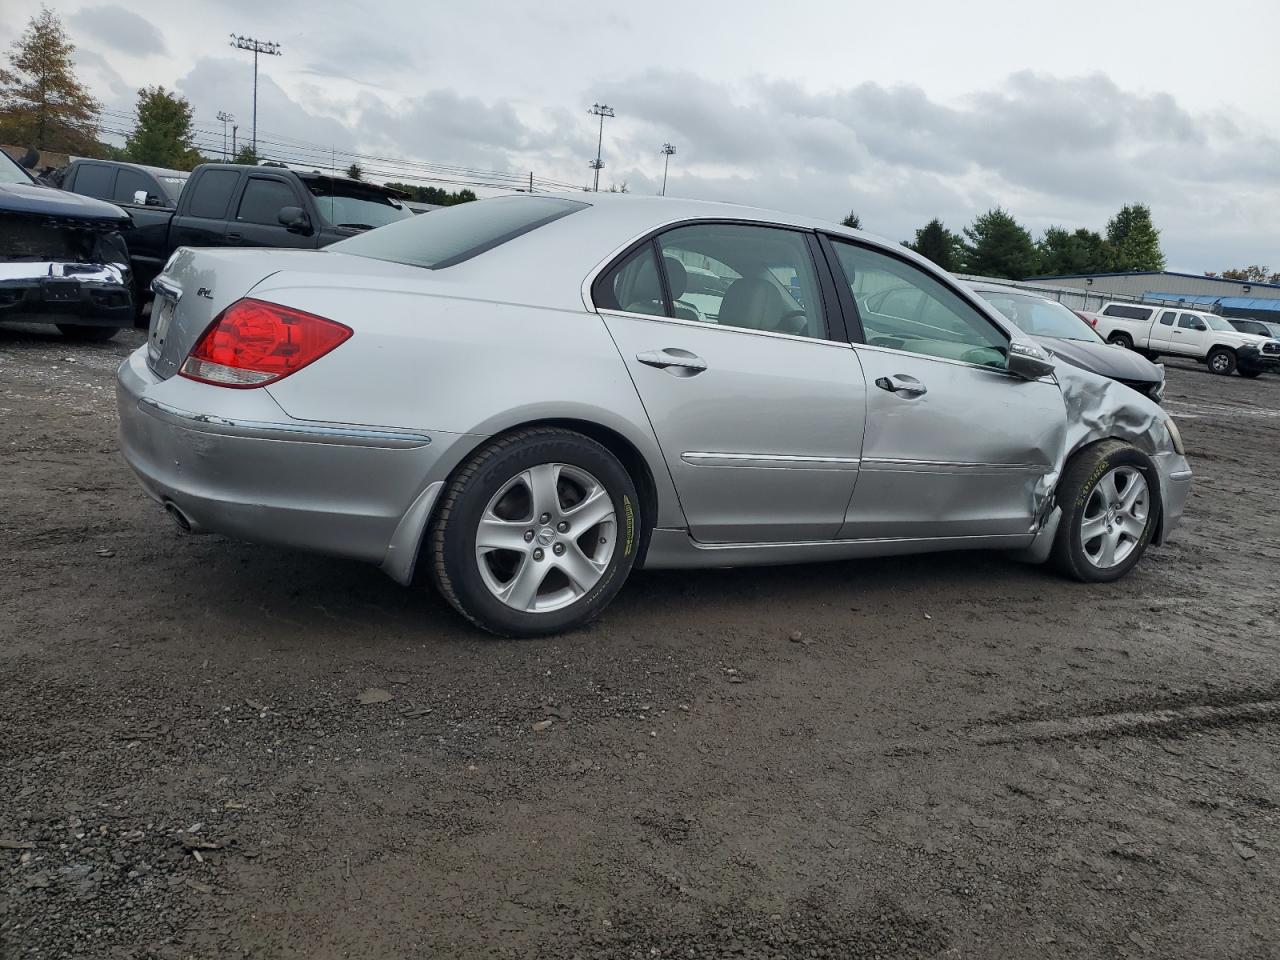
[2,324,1278,960]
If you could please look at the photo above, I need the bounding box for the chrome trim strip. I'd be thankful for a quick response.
[852,341,1029,378]
[150,276,182,301]
[1168,469,1193,481]
[138,397,432,449]
[597,308,855,348]
[682,451,861,469]
[861,457,1043,473]
[688,532,1030,551]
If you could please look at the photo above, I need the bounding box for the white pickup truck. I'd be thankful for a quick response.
[1094,302,1280,378]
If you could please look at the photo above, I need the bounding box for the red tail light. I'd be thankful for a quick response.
[180,299,352,388]
[1073,309,1098,328]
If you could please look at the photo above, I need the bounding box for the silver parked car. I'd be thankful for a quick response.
[117,195,1193,636]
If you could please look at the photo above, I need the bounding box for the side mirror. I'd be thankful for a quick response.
[277,206,311,233]
[1007,338,1056,381]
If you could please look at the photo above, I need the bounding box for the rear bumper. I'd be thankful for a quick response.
[0,261,133,326]
[116,346,472,576]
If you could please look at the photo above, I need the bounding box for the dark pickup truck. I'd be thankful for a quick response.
[61,161,413,301]
[0,149,134,340]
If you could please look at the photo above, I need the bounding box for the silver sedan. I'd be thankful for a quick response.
[117,195,1192,635]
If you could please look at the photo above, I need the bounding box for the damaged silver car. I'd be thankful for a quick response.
[1,148,133,340]
[116,195,1192,636]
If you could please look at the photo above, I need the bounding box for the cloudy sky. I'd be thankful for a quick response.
[5,0,1279,270]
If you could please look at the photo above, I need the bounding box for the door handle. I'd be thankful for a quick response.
[637,349,707,375]
[226,232,242,241]
[875,374,927,397]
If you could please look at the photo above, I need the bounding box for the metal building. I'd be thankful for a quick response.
[1026,270,1280,319]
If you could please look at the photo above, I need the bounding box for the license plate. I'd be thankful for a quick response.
[149,296,176,361]
[42,278,80,303]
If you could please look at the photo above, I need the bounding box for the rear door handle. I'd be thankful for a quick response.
[226,232,242,241]
[637,349,707,375]
[875,374,927,397]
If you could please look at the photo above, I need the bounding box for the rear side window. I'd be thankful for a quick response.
[1158,310,1177,326]
[596,244,666,316]
[1101,304,1152,321]
[237,178,298,225]
[331,195,588,269]
[187,170,240,219]
[73,164,115,199]
[113,168,152,204]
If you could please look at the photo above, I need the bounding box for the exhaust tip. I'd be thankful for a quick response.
[164,501,193,533]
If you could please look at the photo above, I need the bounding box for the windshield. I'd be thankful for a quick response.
[332,195,588,269]
[1204,314,1236,332]
[0,150,34,185]
[977,290,1102,342]
[306,178,414,229]
[1263,322,1280,338]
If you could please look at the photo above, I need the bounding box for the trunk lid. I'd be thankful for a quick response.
[147,248,322,380]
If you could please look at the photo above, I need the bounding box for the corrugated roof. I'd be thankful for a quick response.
[1146,292,1280,313]
[1033,269,1280,292]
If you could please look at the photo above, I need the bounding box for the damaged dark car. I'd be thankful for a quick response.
[1,148,134,341]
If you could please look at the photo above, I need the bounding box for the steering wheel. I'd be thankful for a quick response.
[775,309,808,335]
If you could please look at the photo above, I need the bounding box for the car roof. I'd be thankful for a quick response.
[74,158,189,179]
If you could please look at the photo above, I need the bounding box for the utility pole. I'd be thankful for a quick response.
[529,171,534,194]
[229,34,282,157]
[660,143,676,196]
[587,103,614,192]
[232,125,238,157]
[216,111,234,161]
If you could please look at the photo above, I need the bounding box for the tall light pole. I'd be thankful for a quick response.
[216,111,234,161]
[660,142,676,196]
[229,34,282,157]
[588,102,614,192]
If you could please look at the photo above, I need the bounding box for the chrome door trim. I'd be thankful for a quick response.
[852,341,1030,379]
[138,397,433,448]
[596,308,857,349]
[861,457,1044,473]
[682,452,861,470]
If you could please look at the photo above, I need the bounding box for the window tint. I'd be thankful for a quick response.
[187,169,240,219]
[306,179,412,229]
[1158,310,1177,326]
[73,164,115,200]
[596,244,666,316]
[831,240,1008,368]
[333,195,587,269]
[113,168,152,205]
[236,178,298,226]
[1101,304,1153,321]
[1232,320,1265,335]
[655,224,826,339]
[1177,313,1205,330]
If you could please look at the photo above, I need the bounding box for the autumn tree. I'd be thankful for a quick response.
[1213,265,1280,283]
[0,7,100,153]
[1106,203,1165,272]
[961,208,1039,279]
[903,218,963,272]
[124,86,201,170]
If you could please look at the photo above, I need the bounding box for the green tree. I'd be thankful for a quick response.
[903,218,963,272]
[960,208,1039,279]
[1036,226,1113,275]
[0,7,100,153]
[383,182,477,206]
[346,162,363,180]
[1105,203,1165,272]
[231,145,258,165]
[123,86,201,170]
[840,211,862,229]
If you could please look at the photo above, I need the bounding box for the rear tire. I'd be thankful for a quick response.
[56,324,118,342]
[428,427,642,637]
[1108,332,1134,350]
[1051,440,1160,584]
[1207,347,1236,376]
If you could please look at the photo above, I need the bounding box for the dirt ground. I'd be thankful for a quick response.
[2,323,1278,960]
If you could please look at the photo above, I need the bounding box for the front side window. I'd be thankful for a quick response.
[1178,313,1206,330]
[237,178,299,226]
[830,240,1008,369]
[656,224,826,339]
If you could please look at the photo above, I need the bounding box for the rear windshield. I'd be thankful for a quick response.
[331,195,588,269]
[156,174,187,202]
[304,177,413,230]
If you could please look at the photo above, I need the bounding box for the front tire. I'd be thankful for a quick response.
[56,324,118,342]
[1207,347,1237,376]
[428,428,642,637]
[1052,440,1159,583]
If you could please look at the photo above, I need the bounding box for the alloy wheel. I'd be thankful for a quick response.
[475,463,617,612]
[1079,466,1149,569]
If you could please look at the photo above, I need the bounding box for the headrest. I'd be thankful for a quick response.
[663,256,687,299]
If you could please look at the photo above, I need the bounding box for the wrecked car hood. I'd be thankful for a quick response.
[1034,335,1162,383]
[0,181,131,228]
